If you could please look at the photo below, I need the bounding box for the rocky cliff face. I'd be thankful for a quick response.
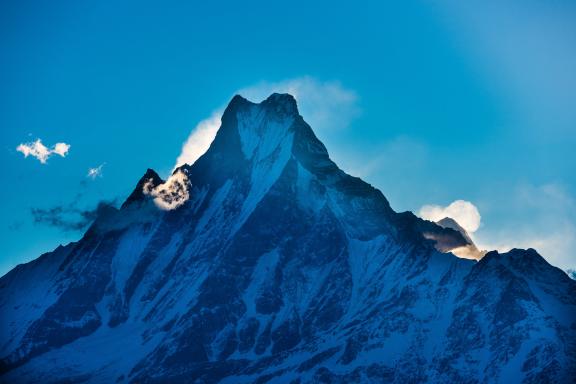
[1,94,575,383]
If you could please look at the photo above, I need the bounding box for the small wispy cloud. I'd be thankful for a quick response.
[7,221,23,232]
[174,77,359,168]
[16,139,70,164]
[419,200,481,233]
[237,77,359,133]
[87,163,105,179]
[31,200,117,232]
[175,112,222,170]
[52,142,71,157]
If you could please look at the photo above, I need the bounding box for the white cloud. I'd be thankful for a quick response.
[87,163,105,179]
[52,142,71,157]
[16,140,51,163]
[174,77,359,169]
[419,200,481,233]
[143,169,190,210]
[175,111,222,170]
[16,139,70,164]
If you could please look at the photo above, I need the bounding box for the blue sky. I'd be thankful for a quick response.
[1,0,575,275]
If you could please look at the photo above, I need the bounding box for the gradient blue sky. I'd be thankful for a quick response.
[1,0,575,275]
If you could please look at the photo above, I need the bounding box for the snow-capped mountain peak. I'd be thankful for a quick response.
[1,94,574,383]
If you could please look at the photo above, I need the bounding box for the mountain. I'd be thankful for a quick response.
[1,94,575,383]
[435,217,486,260]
